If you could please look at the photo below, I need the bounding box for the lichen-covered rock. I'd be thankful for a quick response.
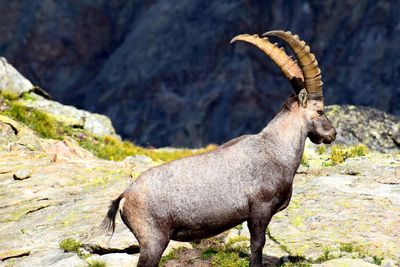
[326,105,400,152]
[0,115,42,151]
[86,254,139,267]
[0,248,30,261]
[41,137,94,160]
[47,254,86,267]
[1,142,399,266]
[0,58,117,138]
[0,119,18,146]
[0,57,33,96]
[313,258,377,267]
[20,96,117,137]
[268,153,400,263]
[393,124,400,146]
[13,169,32,180]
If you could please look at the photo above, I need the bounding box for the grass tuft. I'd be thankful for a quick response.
[339,242,354,253]
[3,101,69,139]
[313,248,336,263]
[199,236,249,266]
[325,144,369,166]
[1,91,19,101]
[211,250,249,267]
[373,255,383,265]
[301,153,309,167]
[159,246,187,266]
[316,145,326,155]
[59,238,82,253]
[86,260,107,267]
[201,247,218,260]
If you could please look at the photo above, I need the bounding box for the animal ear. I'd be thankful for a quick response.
[298,89,307,108]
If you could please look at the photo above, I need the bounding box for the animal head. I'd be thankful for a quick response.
[230,30,336,144]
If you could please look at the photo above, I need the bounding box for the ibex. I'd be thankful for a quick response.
[102,30,336,267]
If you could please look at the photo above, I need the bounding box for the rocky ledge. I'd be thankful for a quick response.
[0,129,399,266]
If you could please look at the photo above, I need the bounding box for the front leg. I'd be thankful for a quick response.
[248,205,273,267]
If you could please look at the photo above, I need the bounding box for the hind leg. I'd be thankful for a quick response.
[119,193,172,266]
[136,228,171,267]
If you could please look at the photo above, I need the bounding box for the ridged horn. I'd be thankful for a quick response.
[263,31,323,97]
[230,34,304,92]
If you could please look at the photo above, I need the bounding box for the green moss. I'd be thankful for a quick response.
[339,242,354,253]
[1,91,19,101]
[198,236,249,266]
[211,251,249,267]
[313,248,336,263]
[159,246,186,266]
[201,247,218,260]
[21,92,37,101]
[59,238,82,253]
[373,255,383,265]
[86,260,107,267]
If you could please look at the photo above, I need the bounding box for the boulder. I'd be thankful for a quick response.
[13,169,32,180]
[325,105,400,152]
[0,115,42,151]
[0,57,33,96]
[21,96,117,137]
[0,58,118,138]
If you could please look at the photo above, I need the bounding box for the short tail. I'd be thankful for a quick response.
[101,195,123,236]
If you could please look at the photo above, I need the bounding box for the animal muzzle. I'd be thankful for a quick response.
[322,128,337,144]
[308,126,336,145]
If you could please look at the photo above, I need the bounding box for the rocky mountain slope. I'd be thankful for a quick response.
[0,115,399,267]
[1,55,399,153]
[0,60,399,266]
[1,1,399,146]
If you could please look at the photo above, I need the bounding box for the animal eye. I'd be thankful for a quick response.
[317,110,324,115]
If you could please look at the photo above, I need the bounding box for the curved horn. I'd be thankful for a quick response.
[230,34,304,92]
[263,31,323,97]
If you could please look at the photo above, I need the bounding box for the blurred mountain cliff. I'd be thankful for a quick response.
[0,0,399,147]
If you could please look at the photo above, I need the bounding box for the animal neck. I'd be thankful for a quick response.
[260,106,308,177]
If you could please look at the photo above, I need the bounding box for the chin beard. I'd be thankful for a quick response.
[310,138,322,144]
[308,133,322,144]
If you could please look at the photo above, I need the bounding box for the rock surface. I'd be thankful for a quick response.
[0,58,117,138]
[13,169,32,180]
[0,57,33,96]
[0,133,399,266]
[326,105,400,152]
[1,1,400,147]
[20,94,117,137]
